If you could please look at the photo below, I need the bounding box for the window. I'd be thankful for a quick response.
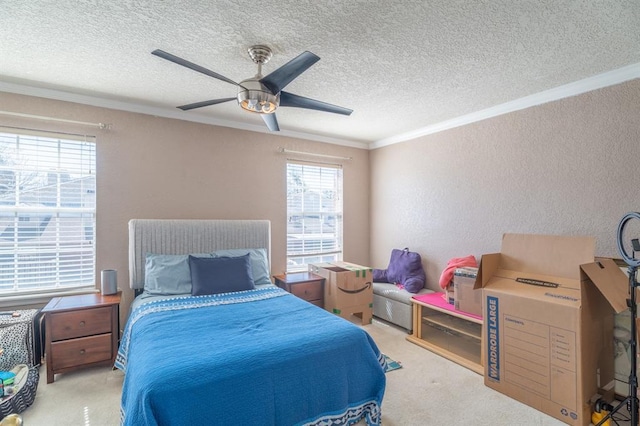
[286,161,342,272]
[0,129,96,296]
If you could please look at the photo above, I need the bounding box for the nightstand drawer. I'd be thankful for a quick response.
[308,299,323,308]
[273,273,325,309]
[290,281,323,301]
[49,306,113,341]
[50,333,113,370]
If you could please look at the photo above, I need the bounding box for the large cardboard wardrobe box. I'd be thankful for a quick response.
[309,261,373,324]
[475,234,627,426]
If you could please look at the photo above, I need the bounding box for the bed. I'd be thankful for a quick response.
[115,219,387,426]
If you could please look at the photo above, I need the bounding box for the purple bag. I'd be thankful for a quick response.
[373,248,426,293]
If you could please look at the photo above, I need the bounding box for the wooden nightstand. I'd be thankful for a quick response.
[42,292,121,383]
[274,272,325,308]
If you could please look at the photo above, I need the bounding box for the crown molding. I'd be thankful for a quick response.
[2,62,639,152]
[370,62,640,150]
[0,81,370,150]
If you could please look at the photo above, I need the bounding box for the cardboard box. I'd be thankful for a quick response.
[453,267,480,316]
[476,234,627,426]
[309,261,373,324]
[446,282,455,305]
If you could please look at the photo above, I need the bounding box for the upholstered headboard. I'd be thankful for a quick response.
[128,219,271,290]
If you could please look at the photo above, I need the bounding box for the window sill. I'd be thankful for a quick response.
[0,287,99,309]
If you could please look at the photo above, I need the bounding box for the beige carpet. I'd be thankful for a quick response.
[18,318,620,425]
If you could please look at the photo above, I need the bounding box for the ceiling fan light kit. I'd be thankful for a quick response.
[151,44,352,132]
[238,45,279,114]
[238,88,279,114]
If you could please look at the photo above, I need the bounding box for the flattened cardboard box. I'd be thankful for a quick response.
[308,262,373,319]
[475,234,627,426]
[453,267,480,316]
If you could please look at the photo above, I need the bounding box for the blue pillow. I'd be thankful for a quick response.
[189,253,255,296]
[212,248,271,286]
[144,253,211,295]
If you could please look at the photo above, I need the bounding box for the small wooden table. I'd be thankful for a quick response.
[42,292,121,383]
[407,292,483,374]
[273,272,325,308]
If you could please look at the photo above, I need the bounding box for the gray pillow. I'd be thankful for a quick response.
[211,248,271,286]
[144,253,211,295]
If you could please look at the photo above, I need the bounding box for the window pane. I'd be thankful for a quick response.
[0,132,96,295]
[286,162,342,272]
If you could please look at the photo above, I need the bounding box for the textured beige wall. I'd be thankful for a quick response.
[3,77,638,314]
[0,92,370,317]
[370,79,640,292]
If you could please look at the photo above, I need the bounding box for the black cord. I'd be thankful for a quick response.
[611,406,631,426]
[613,410,631,422]
[595,399,633,426]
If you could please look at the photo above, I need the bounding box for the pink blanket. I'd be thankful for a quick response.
[438,255,477,289]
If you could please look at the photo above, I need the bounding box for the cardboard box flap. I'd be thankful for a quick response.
[474,253,501,289]
[500,234,595,280]
[323,266,352,273]
[313,262,372,278]
[580,258,629,314]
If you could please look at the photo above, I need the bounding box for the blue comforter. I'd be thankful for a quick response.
[116,286,386,426]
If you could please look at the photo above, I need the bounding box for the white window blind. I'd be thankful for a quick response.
[286,161,343,272]
[0,130,96,296]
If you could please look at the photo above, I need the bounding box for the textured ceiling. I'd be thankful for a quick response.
[1,1,639,147]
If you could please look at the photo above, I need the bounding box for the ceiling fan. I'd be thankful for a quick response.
[151,45,353,132]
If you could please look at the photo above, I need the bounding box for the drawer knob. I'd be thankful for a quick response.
[79,321,85,327]
[80,349,85,355]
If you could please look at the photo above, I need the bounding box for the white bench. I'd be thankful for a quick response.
[372,283,433,332]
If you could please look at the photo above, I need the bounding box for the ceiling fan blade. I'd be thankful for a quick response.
[280,91,353,116]
[261,113,280,132]
[260,51,320,94]
[152,49,241,88]
[177,97,236,111]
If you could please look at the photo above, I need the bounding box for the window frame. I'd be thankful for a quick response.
[0,128,96,299]
[286,160,343,272]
